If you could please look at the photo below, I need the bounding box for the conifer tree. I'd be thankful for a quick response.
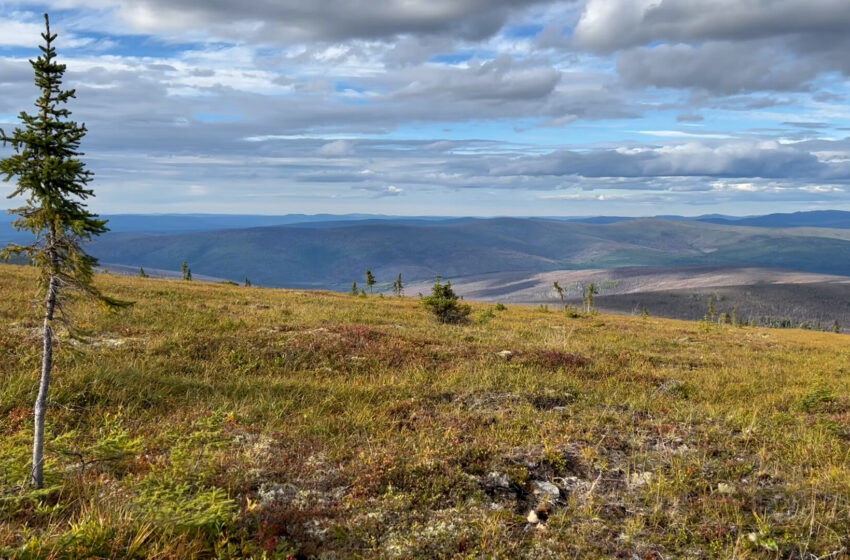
[139,267,148,278]
[366,269,376,294]
[350,281,358,295]
[392,273,404,296]
[583,283,598,313]
[182,260,192,281]
[421,276,470,324]
[0,14,130,488]
[553,281,565,308]
[245,277,251,287]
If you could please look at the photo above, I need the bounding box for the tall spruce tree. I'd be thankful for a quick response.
[0,14,129,488]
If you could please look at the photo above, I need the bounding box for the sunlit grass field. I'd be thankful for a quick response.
[1,263,849,558]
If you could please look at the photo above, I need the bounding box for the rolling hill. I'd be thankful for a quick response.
[84,217,850,289]
[698,209,850,229]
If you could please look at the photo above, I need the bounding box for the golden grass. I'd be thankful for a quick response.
[1,263,849,559]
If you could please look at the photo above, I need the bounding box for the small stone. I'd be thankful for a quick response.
[717,482,735,495]
[527,509,539,524]
[555,476,582,491]
[533,480,561,501]
[629,471,654,488]
[484,471,511,489]
[656,379,687,397]
[496,350,513,360]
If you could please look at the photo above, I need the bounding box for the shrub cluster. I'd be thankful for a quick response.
[420,277,471,324]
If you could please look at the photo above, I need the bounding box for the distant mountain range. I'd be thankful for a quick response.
[77,216,850,289]
[4,210,850,292]
[3,209,850,236]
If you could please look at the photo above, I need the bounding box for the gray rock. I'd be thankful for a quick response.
[484,471,511,489]
[533,480,561,501]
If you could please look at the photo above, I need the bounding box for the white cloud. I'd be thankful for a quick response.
[318,140,356,157]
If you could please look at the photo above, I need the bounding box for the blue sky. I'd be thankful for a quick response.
[2,0,850,216]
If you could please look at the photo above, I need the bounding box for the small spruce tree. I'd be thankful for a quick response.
[366,269,376,294]
[392,273,404,296]
[350,281,358,295]
[244,277,251,287]
[421,276,471,324]
[139,267,148,278]
[182,260,192,281]
[584,283,598,313]
[553,281,565,308]
[0,14,130,488]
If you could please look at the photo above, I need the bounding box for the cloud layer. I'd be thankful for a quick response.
[0,0,849,215]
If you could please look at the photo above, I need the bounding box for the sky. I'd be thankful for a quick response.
[2,1,850,216]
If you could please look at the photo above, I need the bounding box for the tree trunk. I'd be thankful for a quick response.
[32,273,57,488]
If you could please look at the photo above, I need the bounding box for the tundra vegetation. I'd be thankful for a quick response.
[1,264,849,559]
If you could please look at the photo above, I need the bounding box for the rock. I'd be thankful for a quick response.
[483,471,511,490]
[717,482,735,495]
[655,379,690,399]
[496,350,513,360]
[533,480,561,502]
[527,509,539,524]
[555,476,583,491]
[629,471,654,488]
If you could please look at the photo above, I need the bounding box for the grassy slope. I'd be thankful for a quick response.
[1,264,849,559]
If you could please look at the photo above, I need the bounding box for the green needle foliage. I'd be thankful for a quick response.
[366,269,376,294]
[0,14,124,309]
[421,276,471,323]
[553,281,565,307]
[392,273,404,296]
[0,13,129,488]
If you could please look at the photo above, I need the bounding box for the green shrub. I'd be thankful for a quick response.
[420,277,470,324]
[134,480,234,537]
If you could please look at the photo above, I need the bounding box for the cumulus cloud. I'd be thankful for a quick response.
[393,55,561,102]
[575,0,850,93]
[318,140,356,157]
[618,41,820,94]
[1,0,849,215]
[50,0,557,43]
[575,0,850,52]
[491,141,830,180]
